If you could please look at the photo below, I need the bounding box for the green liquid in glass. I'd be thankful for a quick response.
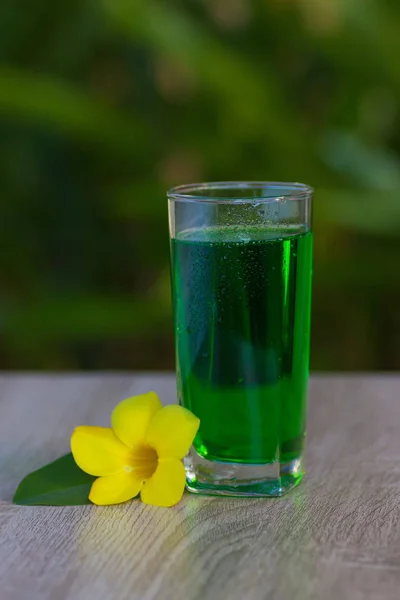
[172,226,313,465]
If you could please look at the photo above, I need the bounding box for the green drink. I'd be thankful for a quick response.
[168,182,313,496]
[172,227,313,465]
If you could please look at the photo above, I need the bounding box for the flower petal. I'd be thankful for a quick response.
[141,458,185,507]
[146,405,200,459]
[89,473,143,505]
[71,426,132,476]
[111,392,163,449]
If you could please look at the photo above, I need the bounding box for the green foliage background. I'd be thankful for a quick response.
[1,0,399,370]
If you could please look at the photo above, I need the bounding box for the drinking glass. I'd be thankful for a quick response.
[168,182,313,496]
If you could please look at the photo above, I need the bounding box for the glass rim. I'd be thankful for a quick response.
[167,181,313,204]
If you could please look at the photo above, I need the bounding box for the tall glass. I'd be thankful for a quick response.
[168,182,313,496]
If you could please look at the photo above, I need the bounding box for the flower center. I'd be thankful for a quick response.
[124,445,158,481]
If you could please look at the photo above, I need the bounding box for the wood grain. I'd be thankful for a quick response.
[1,374,400,600]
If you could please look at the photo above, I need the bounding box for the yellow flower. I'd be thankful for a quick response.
[70,392,200,507]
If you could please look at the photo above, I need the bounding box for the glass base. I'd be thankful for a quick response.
[185,448,304,497]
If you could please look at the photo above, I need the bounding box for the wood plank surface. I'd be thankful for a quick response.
[1,374,399,600]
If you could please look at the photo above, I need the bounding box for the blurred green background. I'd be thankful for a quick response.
[1,0,399,371]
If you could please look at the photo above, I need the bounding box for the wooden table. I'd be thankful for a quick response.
[1,374,399,600]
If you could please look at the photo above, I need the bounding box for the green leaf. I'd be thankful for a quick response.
[13,453,95,506]
[0,66,152,158]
